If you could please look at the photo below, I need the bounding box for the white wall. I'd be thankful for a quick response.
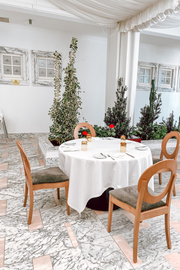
[0,23,107,133]
[134,34,180,126]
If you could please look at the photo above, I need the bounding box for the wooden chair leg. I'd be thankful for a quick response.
[57,188,60,199]
[133,216,140,263]
[159,173,162,185]
[23,183,28,207]
[107,194,114,233]
[165,213,171,249]
[173,185,176,196]
[28,190,34,225]
[65,183,70,215]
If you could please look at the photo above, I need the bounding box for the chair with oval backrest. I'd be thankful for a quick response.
[74,122,96,139]
[107,159,177,263]
[16,140,70,225]
[153,131,180,196]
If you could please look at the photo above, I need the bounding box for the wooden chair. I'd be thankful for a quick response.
[153,131,180,196]
[74,122,96,139]
[16,140,70,225]
[107,159,177,263]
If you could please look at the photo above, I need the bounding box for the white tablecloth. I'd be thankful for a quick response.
[58,138,154,213]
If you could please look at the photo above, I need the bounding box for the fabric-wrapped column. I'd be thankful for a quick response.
[105,30,140,126]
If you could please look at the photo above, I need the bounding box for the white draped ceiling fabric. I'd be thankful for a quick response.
[51,0,180,31]
[50,0,180,125]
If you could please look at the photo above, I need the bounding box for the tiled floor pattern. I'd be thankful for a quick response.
[0,137,180,269]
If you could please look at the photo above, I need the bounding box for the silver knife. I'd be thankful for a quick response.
[108,154,115,160]
[126,153,135,158]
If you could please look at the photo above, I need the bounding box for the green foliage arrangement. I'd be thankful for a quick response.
[162,111,177,133]
[104,78,131,138]
[94,124,116,137]
[178,117,180,132]
[78,125,116,138]
[137,80,162,140]
[151,122,167,140]
[48,51,62,143]
[129,126,142,138]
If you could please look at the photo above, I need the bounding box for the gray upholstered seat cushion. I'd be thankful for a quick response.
[153,157,162,164]
[109,185,166,212]
[31,167,69,185]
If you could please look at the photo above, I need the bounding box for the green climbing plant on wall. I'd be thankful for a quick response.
[48,51,62,143]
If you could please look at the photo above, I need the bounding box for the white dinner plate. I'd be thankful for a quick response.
[135,146,148,151]
[93,153,107,159]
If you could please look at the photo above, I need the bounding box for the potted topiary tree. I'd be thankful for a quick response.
[49,38,82,145]
[104,78,131,139]
[136,79,162,140]
[48,51,62,146]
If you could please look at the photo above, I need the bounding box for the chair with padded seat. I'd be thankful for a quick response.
[74,122,96,139]
[16,139,70,225]
[153,131,180,196]
[107,159,177,263]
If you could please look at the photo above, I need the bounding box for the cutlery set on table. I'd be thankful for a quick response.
[61,140,148,159]
[100,152,134,160]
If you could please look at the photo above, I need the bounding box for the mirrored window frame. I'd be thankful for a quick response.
[37,57,54,80]
[159,69,172,88]
[157,64,176,92]
[137,62,158,91]
[0,46,29,85]
[139,67,152,85]
[31,50,59,87]
[2,53,23,79]
[177,67,180,92]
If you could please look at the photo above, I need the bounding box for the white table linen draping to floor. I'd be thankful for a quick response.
[58,138,154,214]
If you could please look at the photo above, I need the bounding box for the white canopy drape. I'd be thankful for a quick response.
[151,9,180,29]
[120,0,180,32]
[51,0,180,31]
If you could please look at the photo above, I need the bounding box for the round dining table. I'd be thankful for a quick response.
[58,138,154,214]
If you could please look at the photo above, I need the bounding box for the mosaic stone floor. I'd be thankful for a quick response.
[0,135,180,269]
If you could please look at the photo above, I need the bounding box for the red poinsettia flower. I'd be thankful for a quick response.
[109,124,115,129]
[82,131,88,135]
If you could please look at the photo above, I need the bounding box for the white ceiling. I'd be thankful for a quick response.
[0,9,106,37]
[1,0,180,40]
[0,0,107,37]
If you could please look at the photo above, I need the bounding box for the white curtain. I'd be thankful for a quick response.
[50,0,180,31]
[50,0,159,28]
